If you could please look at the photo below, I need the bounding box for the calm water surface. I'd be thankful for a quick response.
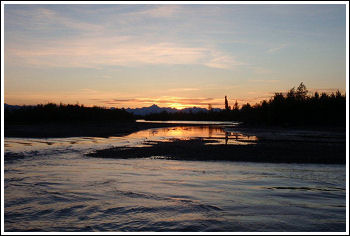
[4,124,346,232]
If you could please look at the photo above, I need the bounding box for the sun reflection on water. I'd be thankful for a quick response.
[4,126,258,154]
[127,126,258,145]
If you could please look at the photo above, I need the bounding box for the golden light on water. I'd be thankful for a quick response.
[166,128,185,137]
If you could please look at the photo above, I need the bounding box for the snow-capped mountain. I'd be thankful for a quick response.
[125,104,221,116]
[125,104,177,116]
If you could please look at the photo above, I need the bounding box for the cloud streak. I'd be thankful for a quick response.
[6,38,243,69]
[91,95,275,109]
[249,79,280,83]
[168,88,200,92]
[267,43,288,53]
[5,5,245,70]
[124,5,181,18]
[4,5,345,108]
[92,96,222,108]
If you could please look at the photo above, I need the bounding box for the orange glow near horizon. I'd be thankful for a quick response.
[168,103,197,110]
[5,87,347,110]
[5,90,279,109]
[4,5,346,111]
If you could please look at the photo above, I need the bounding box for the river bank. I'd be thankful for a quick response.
[4,122,347,231]
[85,124,346,164]
[4,121,204,138]
[86,137,345,164]
[5,121,346,164]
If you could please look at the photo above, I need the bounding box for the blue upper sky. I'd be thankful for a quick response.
[4,3,346,108]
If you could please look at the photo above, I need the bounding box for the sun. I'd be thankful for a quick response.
[168,103,188,110]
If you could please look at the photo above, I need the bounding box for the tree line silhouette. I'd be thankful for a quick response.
[143,83,346,126]
[5,83,346,126]
[5,103,134,124]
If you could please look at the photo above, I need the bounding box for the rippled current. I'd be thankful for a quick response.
[4,125,347,232]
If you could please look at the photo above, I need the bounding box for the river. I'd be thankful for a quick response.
[4,122,346,232]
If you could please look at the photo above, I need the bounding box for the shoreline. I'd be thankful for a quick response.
[86,137,346,164]
[4,121,346,164]
[82,122,345,165]
[4,121,205,138]
[4,120,345,138]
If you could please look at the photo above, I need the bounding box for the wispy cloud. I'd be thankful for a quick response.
[251,67,274,75]
[168,88,200,92]
[6,38,243,69]
[204,52,246,69]
[92,96,223,108]
[5,5,247,70]
[6,7,105,33]
[94,94,280,109]
[308,88,345,94]
[4,4,345,108]
[249,79,280,83]
[127,5,180,18]
[267,43,288,53]
[38,8,104,32]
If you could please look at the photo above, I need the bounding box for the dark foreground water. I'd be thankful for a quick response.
[4,124,347,232]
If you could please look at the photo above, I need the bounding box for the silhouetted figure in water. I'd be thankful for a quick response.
[225,132,229,145]
[208,126,213,138]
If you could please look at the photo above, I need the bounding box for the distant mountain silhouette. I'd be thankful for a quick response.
[125,104,177,116]
[141,83,346,126]
[126,104,221,116]
[6,82,344,126]
[5,103,220,115]
[4,103,27,110]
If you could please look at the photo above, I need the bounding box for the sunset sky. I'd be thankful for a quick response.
[3,3,347,109]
